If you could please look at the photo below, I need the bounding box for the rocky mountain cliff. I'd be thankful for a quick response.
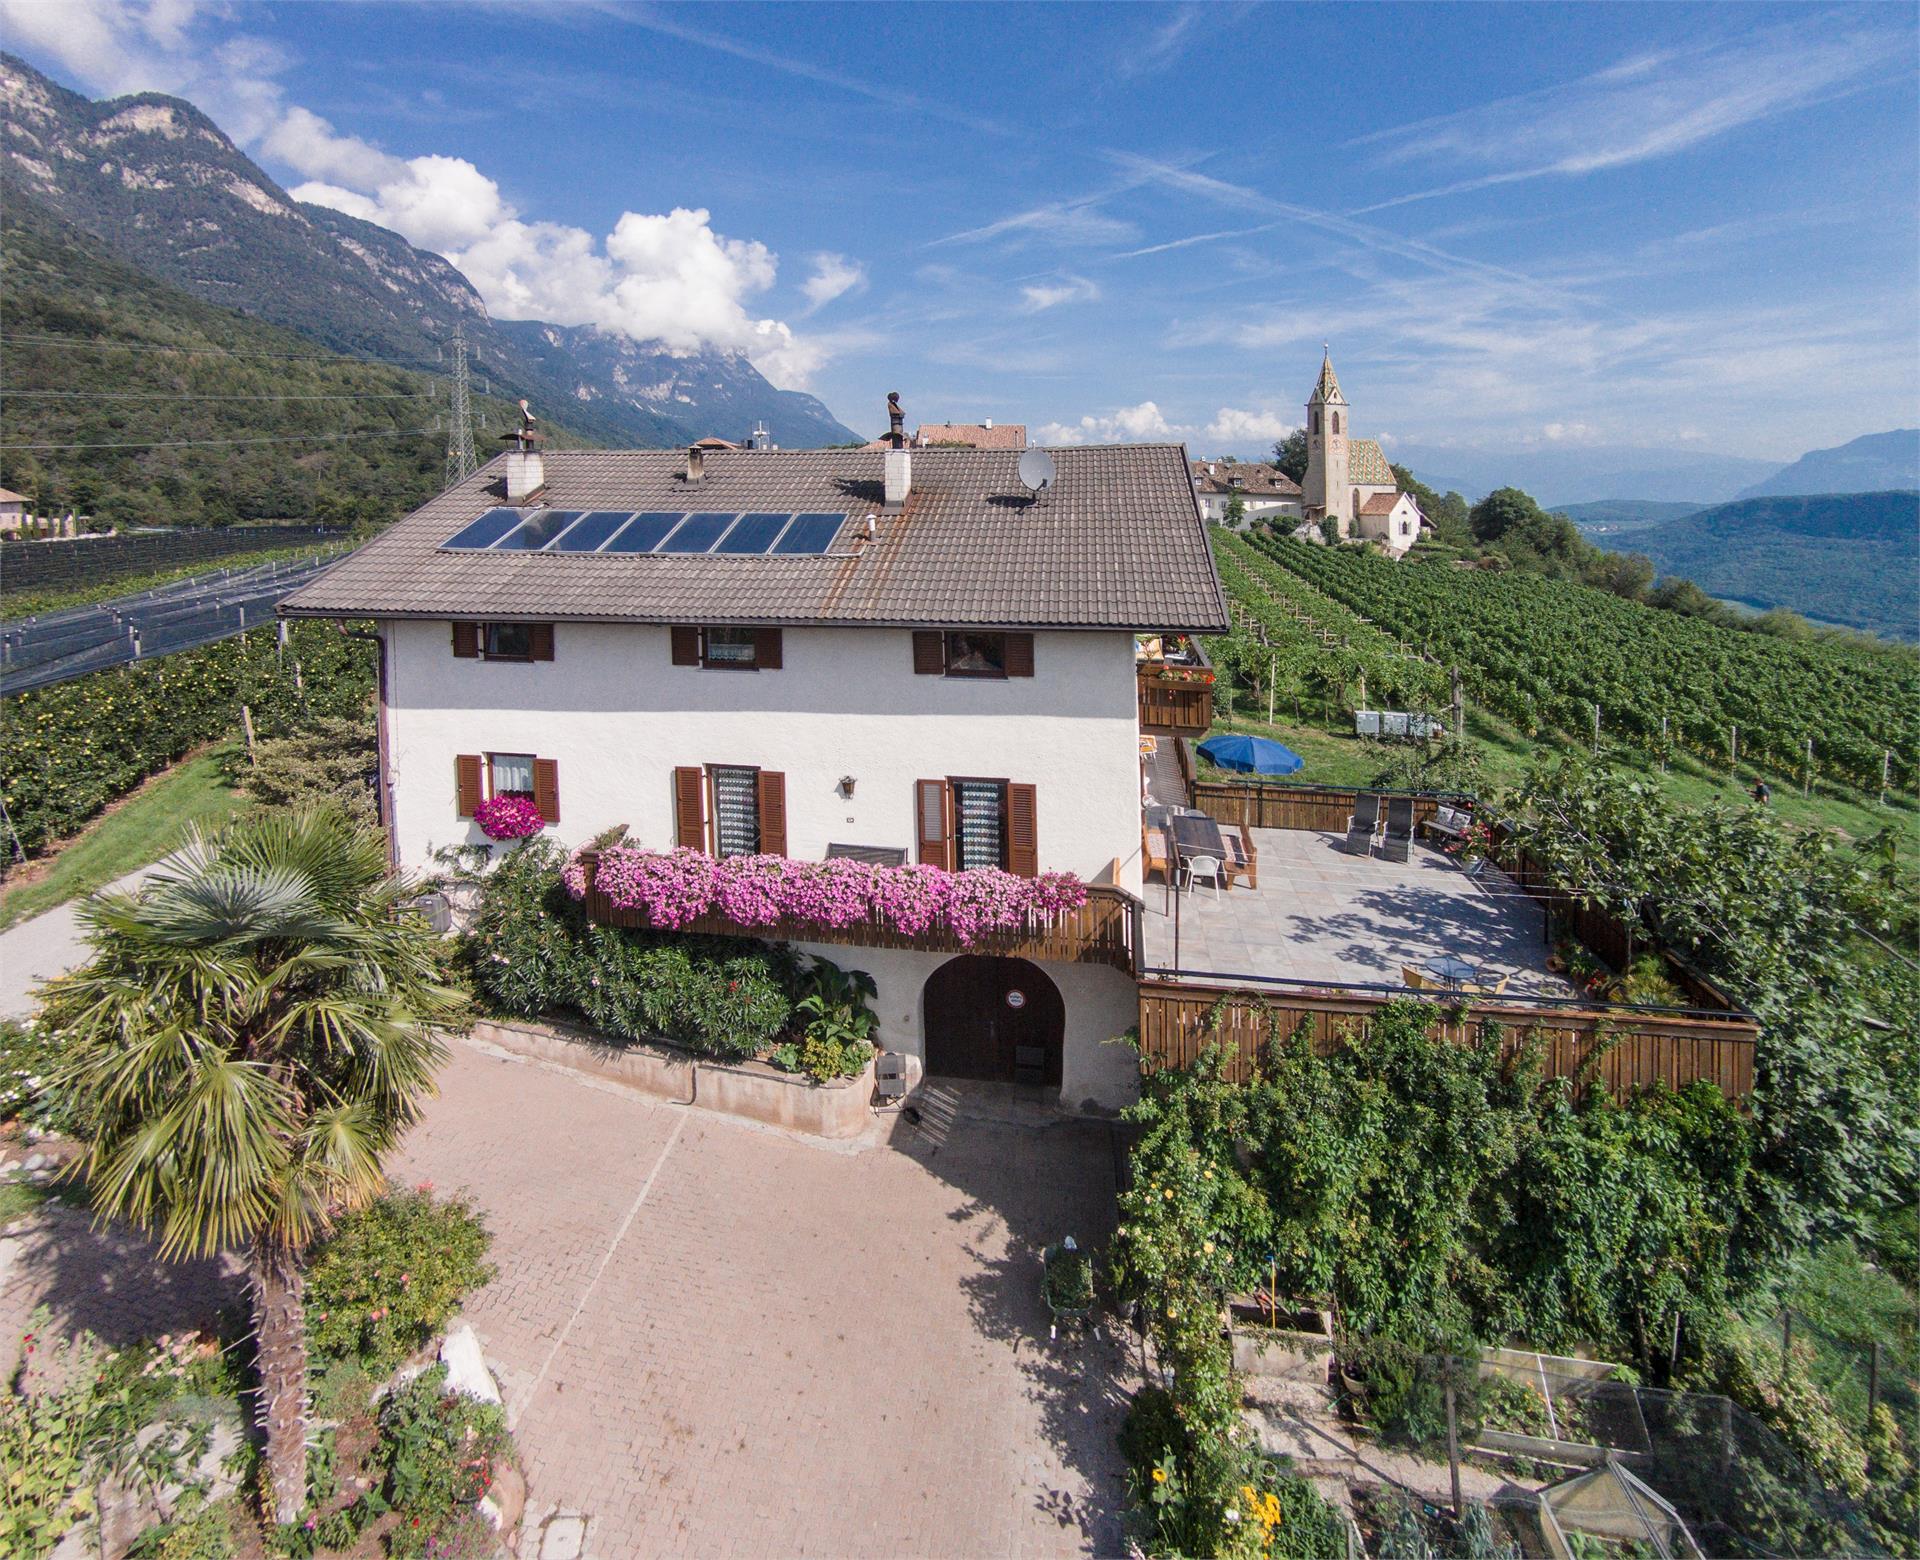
[0,53,858,449]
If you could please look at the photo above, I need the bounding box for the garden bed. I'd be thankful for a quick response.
[469,1016,876,1140]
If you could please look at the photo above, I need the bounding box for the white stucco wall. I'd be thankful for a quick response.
[784,941,1142,1115]
[383,620,1145,894]
[1196,492,1302,527]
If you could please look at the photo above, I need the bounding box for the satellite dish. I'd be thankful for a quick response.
[1017,447,1056,495]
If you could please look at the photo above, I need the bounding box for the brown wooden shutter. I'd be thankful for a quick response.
[455,754,483,817]
[1007,783,1039,878]
[915,779,952,869]
[673,766,707,850]
[529,623,555,662]
[533,758,560,823]
[671,626,700,666]
[753,626,783,669]
[452,623,480,658]
[912,631,945,676]
[1004,632,1035,677]
[756,770,787,857]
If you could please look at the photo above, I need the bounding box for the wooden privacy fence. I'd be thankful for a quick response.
[578,854,1143,973]
[1137,979,1758,1099]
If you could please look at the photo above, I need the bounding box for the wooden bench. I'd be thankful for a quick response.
[1222,823,1258,889]
[1143,827,1171,884]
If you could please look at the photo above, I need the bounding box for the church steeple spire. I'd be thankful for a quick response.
[1310,345,1345,406]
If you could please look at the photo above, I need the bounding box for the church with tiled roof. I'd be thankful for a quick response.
[1302,350,1424,558]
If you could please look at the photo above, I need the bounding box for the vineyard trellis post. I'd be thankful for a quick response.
[1592,703,1601,753]
[1661,714,1670,772]
[1882,750,1891,808]
[1451,665,1463,742]
[1267,655,1276,726]
[1804,738,1813,797]
[1730,724,1739,776]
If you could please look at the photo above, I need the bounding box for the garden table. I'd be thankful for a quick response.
[1423,954,1479,989]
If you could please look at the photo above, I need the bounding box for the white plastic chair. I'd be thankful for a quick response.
[1183,854,1223,899]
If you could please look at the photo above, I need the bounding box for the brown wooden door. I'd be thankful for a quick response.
[922,956,1063,1087]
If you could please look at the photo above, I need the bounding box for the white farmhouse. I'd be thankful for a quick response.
[1189,460,1303,527]
[282,422,1228,1113]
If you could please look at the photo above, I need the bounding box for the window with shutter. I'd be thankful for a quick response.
[484,623,535,662]
[951,779,1008,871]
[671,626,700,666]
[710,765,761,858]
[673,767,706,849]
[912,631,945,676]
[1004,633,1035,678]
[488,752,536,798]
[943,632,1006,679]
[452,623,480,658]
[529,623,556,661]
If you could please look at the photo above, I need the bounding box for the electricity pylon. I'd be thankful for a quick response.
[443,322,477,488]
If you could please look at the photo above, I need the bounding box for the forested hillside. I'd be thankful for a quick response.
[0,183,585,529]
[1625,491,1920,639]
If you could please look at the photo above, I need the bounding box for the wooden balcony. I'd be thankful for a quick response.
[1137,977,1757,1099]
[575,852,1143,973]
[1138,638,1215,737]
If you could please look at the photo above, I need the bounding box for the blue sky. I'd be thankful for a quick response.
[9,1,1918,463]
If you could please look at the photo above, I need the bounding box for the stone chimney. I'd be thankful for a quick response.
[685,445,706,483]
[884,448,912,508]
[504,447,544,504]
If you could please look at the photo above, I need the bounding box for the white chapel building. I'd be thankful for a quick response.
[1301,350,1423,556]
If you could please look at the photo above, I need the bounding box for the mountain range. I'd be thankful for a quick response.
[0,53,858,451]
[1386,441,1780,508]
[1734,429,1920,499]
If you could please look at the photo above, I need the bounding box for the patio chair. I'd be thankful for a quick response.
[1465,971,1512,998]
[874,1051,910,1109]
[1182,854,1224,900]
[1344,792,1383,856]
[1401,965,1429,991]
[1143,827,1171,883]
[1380,797,1416,863]
[1222,824,1258,889]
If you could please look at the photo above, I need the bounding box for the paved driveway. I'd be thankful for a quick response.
[395,1039,1133,1559]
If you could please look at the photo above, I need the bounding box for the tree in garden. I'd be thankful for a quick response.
[41,807,468,1523]
[1223,490,1247,528]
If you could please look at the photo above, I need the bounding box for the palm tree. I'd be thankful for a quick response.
[41,806,468,1522]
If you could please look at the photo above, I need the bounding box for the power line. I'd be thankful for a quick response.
[5,389,435,402]
[0,427,440,451]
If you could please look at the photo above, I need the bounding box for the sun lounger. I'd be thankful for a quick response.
[1344,792,1383,855]
[1380,797,1416,863]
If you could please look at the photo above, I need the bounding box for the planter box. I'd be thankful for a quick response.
[1231,1326,1335,1385]
[469,1017,874,1140]
[1471,1428,1609,1467]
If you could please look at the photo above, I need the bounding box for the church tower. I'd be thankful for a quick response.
[1303,348,1352,535]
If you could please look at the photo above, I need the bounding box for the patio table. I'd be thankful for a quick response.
[1168,811,1227,864]
[1423,954,1479,988]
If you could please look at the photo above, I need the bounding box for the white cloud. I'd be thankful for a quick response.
[1037,401,1186,445]
[1353,23,1898,212]
[1020,275,1100,312]
[5,0,838,388]
[799,253,867,314]
[932,198,1141,249]
[1541,422,1601,444]
[1205,407,1296,445]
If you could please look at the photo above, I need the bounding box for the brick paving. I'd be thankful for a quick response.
[394,1040,1133,1559]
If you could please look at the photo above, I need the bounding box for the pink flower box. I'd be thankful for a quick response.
[474,795,546,841]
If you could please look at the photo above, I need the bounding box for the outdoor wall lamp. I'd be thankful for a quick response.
[838,775,857,798]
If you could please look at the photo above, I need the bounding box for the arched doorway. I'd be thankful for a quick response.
[923,956,1064,1088]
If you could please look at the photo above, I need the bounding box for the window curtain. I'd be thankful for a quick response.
[712,766,761,858]
[952,780,1005,871]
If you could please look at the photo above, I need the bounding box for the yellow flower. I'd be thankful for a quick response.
[1202,1241,1215,1254]
[1152,1467,1168,1484]
[1164,1188,1175,1200]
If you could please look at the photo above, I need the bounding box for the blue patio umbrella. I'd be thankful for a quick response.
[1197,733,1305,775]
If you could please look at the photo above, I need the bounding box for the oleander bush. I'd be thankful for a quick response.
[305,1191,495,1378]
[1,621,375,855]
[374,1368,513,1558]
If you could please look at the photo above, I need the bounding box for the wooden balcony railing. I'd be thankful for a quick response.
[1138,676,1214,737]
[576,852,1143,973]
[1137,977,1757,1099]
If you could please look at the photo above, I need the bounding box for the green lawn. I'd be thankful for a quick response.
[1205,697,1919,847]
[0,745,250,929]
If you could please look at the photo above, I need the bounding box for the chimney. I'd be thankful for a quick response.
[884,447,912,508]
[504,447,544,504]
[886,390,905,450]
[685,445,705,483]
[983,418,993,431]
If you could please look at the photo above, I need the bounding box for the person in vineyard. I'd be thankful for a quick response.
[1752,780,1771,805]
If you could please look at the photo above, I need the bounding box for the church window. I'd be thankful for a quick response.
[1331,411,1341,435]
[1310,408,1320,435]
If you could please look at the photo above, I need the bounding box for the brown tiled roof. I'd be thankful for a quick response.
[282,445,1228,632]
[1191,460,1301,497]
[0,488,26,504]
[1358,492,1400,516]
[916,422,1027,450]
[1349,438,1395,486]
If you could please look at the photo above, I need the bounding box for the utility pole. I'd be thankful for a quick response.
[443,322,477,489]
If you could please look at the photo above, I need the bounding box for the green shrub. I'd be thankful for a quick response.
[0,1324,122,1554]
[376,1367,512,1557]
[0,1016,79,1132]
[305,1191,494,1377]
[770,959,878,1081]
[236,713,376,823]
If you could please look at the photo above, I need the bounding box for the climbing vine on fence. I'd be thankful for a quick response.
[0,621,374,855]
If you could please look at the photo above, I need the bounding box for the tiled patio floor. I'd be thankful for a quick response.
[1142,826,1579,998]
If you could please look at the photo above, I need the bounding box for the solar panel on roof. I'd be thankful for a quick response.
[657,513,737,553]
[442,507,529,550]
[713,512,791,554]
[550,510,633,553]
[771,512,845,555]
[602,512,685,553]
[495,510,584,551]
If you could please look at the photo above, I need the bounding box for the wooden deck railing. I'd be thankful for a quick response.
[1137,977,1758,1099]
[1138,677,1214,737]
[577,853,1143,973]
